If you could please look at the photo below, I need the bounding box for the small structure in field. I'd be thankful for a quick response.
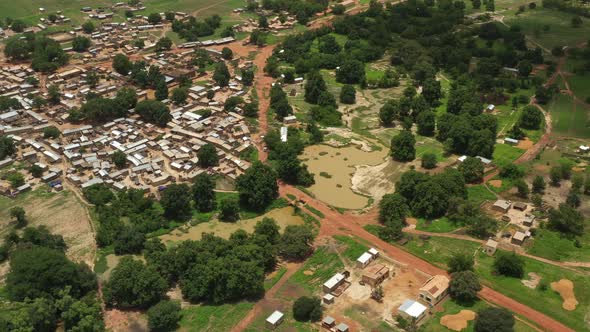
[511,231,527,245]
[484,238,498,256]
[322,316,336,329]
[513,202,527,211]
[361,264,390,287]
[419,275,450,305]
[493,199,511,213]
[323,273,345,293]
[265,310,284,329]
[336,322,350,332]
[323,293,334,304]
[523,214,535,227]
[398,299,428,322]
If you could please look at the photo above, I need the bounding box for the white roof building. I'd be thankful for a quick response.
[357,252,373,266]
[398,299,427,319]
[323,273,345,291]
[266,310,284,325]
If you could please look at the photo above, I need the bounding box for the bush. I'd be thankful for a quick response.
[449,271,481,303]
[219,197,240,222]
[339,84,356,104]
[293,296,322,322]
[474,307,514,332]
[421,153,437,169]
[43,126,60,139]
[147,300,181,331]
[493,252,525,278]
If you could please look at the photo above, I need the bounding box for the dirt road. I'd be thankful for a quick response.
[231,262,302,332]
[278,184,575,332]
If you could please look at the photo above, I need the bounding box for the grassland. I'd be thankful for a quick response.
[288,246,344,292]
[504,8,590,49]
[492,144,525,167]
[467,184,497,204]
[421,298,539,332]
[179,301,254,332]
[1,0,247,26]
[547,94,590,139]
[403,236,481,270]
[416,217,462,233]
[476,251,590,332]
[527,228,590,262]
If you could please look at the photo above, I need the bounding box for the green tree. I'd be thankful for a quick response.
[30,164,44,178]
[378,194,408,224]
[83,184,114,206]
[304,71,328,104]
[155,37,173,51]
[254,217,280,245]
[421,153,437,169]
[449,271,481,303]
[103,257,167,309]
[48,84,61,104]
[339,84,356,104]
[548,203,584,236]
[0,135,16,159]
[219,197,240,222]
[135,100,171,126]
[279,225,314,260]
[532,175,545,193]
[416,110,435,136]
[236,162,278,211]
[493,252,525,278]
[10,206,27,228]
[475,308,514,332]
[7,172,24,188]
[515,179,530,198]
[197,143,219,168]
[390,131,416,162]
[293,296,322,322]
[192,173,216,212]
[458,157,484,183]
[160,184,192,220]
[379,100,398,126]
[116,87,138,109]
[72,36,92,52]
[448,252,474,273]
[171,87,188,105]
[336,58,366,84]
[549,166,561,186]
[112,150,127,169]
[113,54,132,76]
[147,300,181,331]
[6,246,96,301]
[517,60,532,78]
[43,126,61,139]
[518,105,543,129]
[148,13,162,24]
[82,21,95,34]
[213,62,231,87]
[242,69,254,86]
[155,79,168,101]
[221,47,233,60]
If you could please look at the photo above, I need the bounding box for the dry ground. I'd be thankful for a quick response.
[0,189,95,280]
[550,279,578,311]
[440,310,476,331]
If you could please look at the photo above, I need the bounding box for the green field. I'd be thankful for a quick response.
[505,8,590,49]
[467,184,497,204]
[421,298,539,332]
[404,236,481,269]
[476,251,590,332]
[528,228,590,262]
[416,217,462,233]
[568,74,590,103]
[492,144,525,167]
[180,302,254,332]
[1,0,247,25]
[548,94,590,138]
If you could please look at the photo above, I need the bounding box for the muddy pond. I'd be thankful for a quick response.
[300,144,388,209]
[159,206,304,244]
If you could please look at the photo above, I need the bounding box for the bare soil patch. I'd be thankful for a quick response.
[440,310,476,331]
[104,309,148,332]
[405,217,418,225]
[488,180,503,188]
[521,272,541,289]
[517,138,534,150]
[551,279,578,311]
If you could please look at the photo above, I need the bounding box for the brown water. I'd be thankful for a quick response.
[159,206,304,244]
[301,145,388,209]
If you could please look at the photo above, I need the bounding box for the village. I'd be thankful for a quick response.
[0,9,263,197]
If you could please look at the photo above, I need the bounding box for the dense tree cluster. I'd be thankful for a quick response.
[236,162,279,211]
[5,33,68,72]
[270,84,294,120]
[135,100,171,126]
[264,127,315,187]
[395,169,467,219]
[171,15,222,41]
[474,307,514,332]
[0,135,16,159]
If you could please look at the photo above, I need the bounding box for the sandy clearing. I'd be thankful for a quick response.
[551,279,578,311]
[440,310,476,331]
[521,272,541,289]
[517,138,534,150]
[489,179,503,188]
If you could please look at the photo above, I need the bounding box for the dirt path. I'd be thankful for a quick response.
[231,262,302,332]
[277,184,575,332]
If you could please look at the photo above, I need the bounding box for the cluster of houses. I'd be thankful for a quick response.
[0,16,259,197]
